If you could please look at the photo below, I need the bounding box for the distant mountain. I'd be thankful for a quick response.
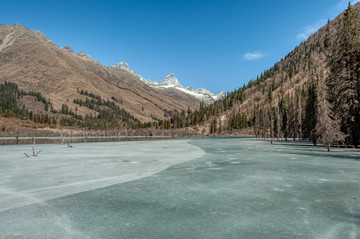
[112,62,147,82]
[113,62,225,104]
[0,23,201,126]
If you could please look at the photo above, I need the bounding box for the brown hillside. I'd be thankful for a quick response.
[216,2,360,128]
[0,24,200,123]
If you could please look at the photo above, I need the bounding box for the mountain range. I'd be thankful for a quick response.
[62,45,225,105]
[0,23,221,124]
[1,2,359,135]
[112,62,224,105]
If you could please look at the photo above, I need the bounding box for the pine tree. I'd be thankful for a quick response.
[268,106,274,144]
[267,89,274,143]
[323,19,331,50]
[253,106,261,139]
[218,118,222,134]
[260,107,269,140]
[274,105,282,141]
[210,118,217,135]
[287,93,298,141]
[280,94,290,141]
[315,72,345,151]
[327,3,360,146]
[295,87,303,140]
[304,74,317,145]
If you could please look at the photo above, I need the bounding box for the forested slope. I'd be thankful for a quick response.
[164,3,360,149]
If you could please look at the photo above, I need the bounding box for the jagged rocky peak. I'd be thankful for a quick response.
[13,23,26,29]
[77,51,92,59]
[75,51,97,62]
[113,62,131,71]
[62,45,99,63]
[9,23,52,42]
[215,91,226,100]
[198,88,212,94]
[113,61,145,81]
[63,45,74,53]
[160,73,183,88]
[111,61,223,104]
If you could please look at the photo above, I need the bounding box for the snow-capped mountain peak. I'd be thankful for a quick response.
[113,61,130,71]
[111,61,224,104]
[159,73,184,88]
[113,62,145,81]
[215,91,226,100]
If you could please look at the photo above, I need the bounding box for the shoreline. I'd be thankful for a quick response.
[0,135,175,146]
[0,134,255,146]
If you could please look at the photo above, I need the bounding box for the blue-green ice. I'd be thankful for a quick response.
[0,138,359,239]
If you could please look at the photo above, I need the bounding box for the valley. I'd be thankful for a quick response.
[1,1,360,238]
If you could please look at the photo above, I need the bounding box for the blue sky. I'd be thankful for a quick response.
[1,0,358,93]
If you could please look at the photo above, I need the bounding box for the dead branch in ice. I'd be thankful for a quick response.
[58,127,65,144]
[32,137,41,157]
[24,137,41,157]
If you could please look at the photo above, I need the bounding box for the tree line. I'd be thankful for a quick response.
[60,89,142,130]
[0,81,56,125]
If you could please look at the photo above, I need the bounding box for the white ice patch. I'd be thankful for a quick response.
[0,140,205,212]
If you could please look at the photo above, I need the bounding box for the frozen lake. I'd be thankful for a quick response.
[0,138,359,239]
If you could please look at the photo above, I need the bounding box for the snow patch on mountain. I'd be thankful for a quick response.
[112,62,225,104]
[159,73,184,88]
[113,62,146,81]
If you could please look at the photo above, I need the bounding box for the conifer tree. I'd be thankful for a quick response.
[267,89,274,143]
[304,74,317,145]
[280,94,290,141]
[295,87,303,140]
[268,106,274,144]
[315,72,345,151]
[253,106,261,139]
[327,3,360,146]
[287,93,298,141]
[210,118,217,135]
[274,104,282,140]
[323,19,331,50]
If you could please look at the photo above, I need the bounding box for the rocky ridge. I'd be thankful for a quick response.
[113,62,225,104]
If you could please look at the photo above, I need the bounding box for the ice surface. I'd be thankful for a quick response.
[0,138,359,239]
[0,140,205,212]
